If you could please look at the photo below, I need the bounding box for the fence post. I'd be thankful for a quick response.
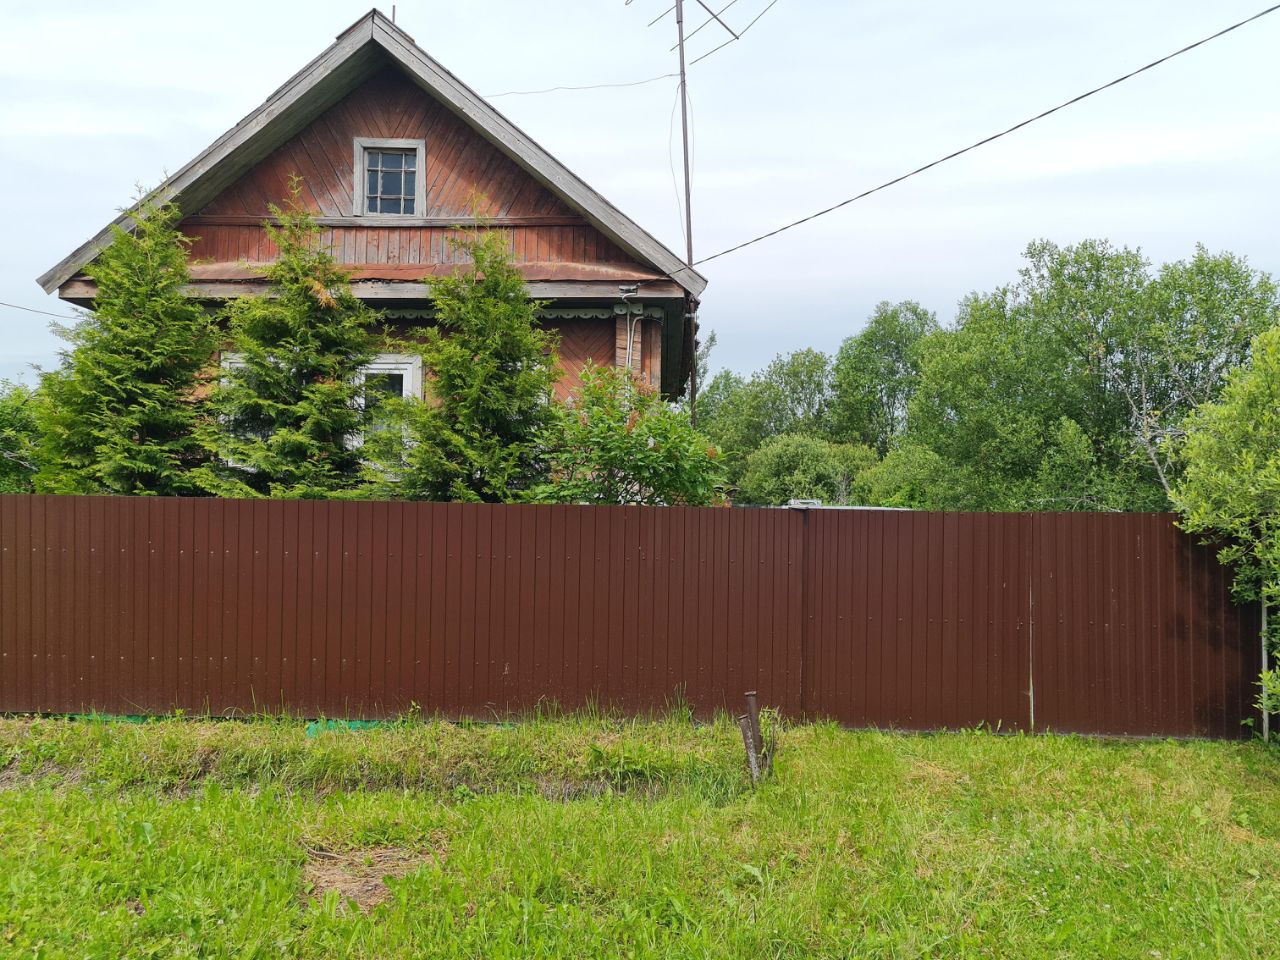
[1264,600,1270,743]
[801,506,813,719]
[1027,513,1036,733]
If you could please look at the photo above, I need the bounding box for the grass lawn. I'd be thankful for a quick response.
[2,713,1279,959]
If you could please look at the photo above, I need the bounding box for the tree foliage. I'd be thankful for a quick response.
[698,348,834,482]
[737,433,877,506]
[830,300,938,455]
[681,329,717,413]
[882,240,1277,511]
[32,200,216,496]
[531,363,724,506]
[196,188,383,499]
[0,381,37,493]
[363,229,560,502]
[1174,326,1280,711]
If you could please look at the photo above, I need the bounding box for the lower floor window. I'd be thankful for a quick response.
[218,351,423,448]
[359,354,423,405]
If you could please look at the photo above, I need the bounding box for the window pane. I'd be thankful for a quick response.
[403,154,416,171]
[379,197,402,214]
[381,171,402,196]
[381,152,403,170]
[367,151,382,171]
[403,198,415,215]
[367,171,378,195]
[367,372,406,398]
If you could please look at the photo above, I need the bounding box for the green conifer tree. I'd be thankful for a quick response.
[0,381,38,493]
[33,200,215,495]
[364,228,560,502]
[197,185,383,499]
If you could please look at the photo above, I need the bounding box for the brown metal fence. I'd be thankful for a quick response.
[0,496,1262,738]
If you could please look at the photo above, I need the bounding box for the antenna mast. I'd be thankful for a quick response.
[672,0,700,423]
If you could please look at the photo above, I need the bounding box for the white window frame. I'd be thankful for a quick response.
[222,352,422,399]
[217,352,258,470]
[358,353,424,402]
[218,352,423,455]
[353,353,424,451]
[353,138,426,219]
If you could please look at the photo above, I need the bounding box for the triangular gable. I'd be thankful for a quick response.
[37,9,706,298]
[198,68,582,223]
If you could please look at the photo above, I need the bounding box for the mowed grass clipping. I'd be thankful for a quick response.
[2,715,1280,959]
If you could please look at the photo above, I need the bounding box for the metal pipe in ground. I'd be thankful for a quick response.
[744,691,764,756]
[744,690,772,776]
[738,714,761,785]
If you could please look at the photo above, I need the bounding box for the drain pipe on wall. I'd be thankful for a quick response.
[619,286,640,375]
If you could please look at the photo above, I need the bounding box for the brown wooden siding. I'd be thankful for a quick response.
[552,318,617,397]
[181,68,646,271]
[183,224,641,269]
[375,316,627,402]
[0,498,1260,738]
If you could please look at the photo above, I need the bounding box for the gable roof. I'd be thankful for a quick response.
[37,9,707,299]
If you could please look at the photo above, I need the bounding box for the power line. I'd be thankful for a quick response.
[0,299,80,321]
[695,2,1280,266]
[485,72,678,98]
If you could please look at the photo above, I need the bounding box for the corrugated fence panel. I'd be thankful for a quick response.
[804,511,1033,731]
[1030,513,1260,737]
[0,496,1262,737]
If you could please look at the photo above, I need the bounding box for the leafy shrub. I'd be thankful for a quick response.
[737,433,877,505]
[1174,325,1280,712]
[531,363,725,506]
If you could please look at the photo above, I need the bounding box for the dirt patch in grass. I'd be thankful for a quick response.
[906,758,969,792]
[0,764,23,793]
[303,843,441,914]
[0,762,83,792]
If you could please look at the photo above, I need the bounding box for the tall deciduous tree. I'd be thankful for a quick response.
[363,228,559,502]
[197,187,383,499]
[32,200,216,496]
[883,240,1277,511]
[831,300,938,455]
[530,362,724,506]
[1174,326,1280,712]
[698,348,834,482]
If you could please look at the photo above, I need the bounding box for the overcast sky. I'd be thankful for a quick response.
[1,0,1277,383]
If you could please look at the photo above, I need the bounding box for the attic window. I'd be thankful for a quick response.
[353,138,425,217]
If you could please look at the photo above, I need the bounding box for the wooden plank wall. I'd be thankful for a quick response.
[179,68,645,271]
[0,498,1261,738]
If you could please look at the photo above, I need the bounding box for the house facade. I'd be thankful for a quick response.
[38,9,706,402]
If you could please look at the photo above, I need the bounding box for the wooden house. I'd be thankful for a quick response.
[37,9,706,401]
